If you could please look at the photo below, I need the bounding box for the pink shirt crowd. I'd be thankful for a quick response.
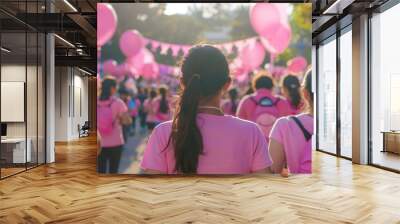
[140,88,313,175]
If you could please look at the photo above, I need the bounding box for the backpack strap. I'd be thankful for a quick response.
[291,116,312,141]
[251,96,281,108]
[250,96,258,105]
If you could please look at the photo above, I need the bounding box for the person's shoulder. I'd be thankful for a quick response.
[295,113,314,124]
[154,120,173,132]
[150,120,173,139]
[275,115,292,127]
[224,115,259,130]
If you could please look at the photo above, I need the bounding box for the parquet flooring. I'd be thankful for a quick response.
[1,135,400,223]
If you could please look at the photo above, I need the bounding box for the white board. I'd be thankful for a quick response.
[1,82,25,122]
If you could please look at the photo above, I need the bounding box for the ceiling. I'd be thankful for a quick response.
[312,0,390,44]
[0,0,97,75]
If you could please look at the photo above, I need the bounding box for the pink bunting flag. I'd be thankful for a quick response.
[160,43,170,54]
[171,45,181,57]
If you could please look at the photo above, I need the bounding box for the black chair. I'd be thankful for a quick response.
[79,121,90,138]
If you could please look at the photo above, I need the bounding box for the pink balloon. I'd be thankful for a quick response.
[126,48,154,71]
[250,3,281,36]
[230,58,248,77]
[126,65,139,78]
[141,63,159,79]
[236,73,249,83]
[265,65,288,79]
[287,56,307,74]
[97,4,117,47]
[260,22,292,55]
[240,41,266,71]
[275,3,290,25]
[103,59,117,75]
[119,30,144,57]
[114,63,129,77]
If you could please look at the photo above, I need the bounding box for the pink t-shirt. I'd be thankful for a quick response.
[143,98,160,123]
[236,89,292,121]
[144,97,171,123]
[98,96,128,148]
[269,113,313,173]
[221,99,238,116]
[140,114,272,174]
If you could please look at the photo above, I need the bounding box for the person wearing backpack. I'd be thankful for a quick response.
[236,73,292,142]
[268,70,313,175]
[156,85,171,123]
[97,76,128,173]
[143,89,159,131]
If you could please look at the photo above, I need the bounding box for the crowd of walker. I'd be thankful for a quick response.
[97,45,313,176]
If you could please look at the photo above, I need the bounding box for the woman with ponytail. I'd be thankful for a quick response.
[281,75,303,114]
[97,76,128,173]
[156,85,172,122]
[143,88,159,131]
[140,45,272,174]
[269,70,314,175]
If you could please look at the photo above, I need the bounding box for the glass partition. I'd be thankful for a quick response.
[27,31,38,169]
[317,36,337,154]
[1,30,28,177]
[371,4,400,171]
[339,28,352,158]
[0,1,46,179]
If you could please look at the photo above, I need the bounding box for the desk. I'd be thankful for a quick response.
[381,131,400,154]
[1,138,31,164]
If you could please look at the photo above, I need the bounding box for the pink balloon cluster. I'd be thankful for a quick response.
[239,40,266,72]
[97,3,117,47]
[250,3,292,55]
[118,29,159,79]
[287,56,308,74]
[230,58,250,83]
[125,48,159,79]
[120,30,144,57]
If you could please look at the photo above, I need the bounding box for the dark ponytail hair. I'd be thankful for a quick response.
[159,85,169,114]
[228,88,238,114]
[282,75,301,108]
[100,76,117,101]
[166,45,230,174]
[149,89,157,99]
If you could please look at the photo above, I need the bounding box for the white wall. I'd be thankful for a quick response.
[55,67,89,141]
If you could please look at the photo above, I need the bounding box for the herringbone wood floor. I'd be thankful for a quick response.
[1,135,400,224]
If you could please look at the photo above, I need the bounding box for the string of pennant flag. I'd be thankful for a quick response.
[143,36,259,57]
